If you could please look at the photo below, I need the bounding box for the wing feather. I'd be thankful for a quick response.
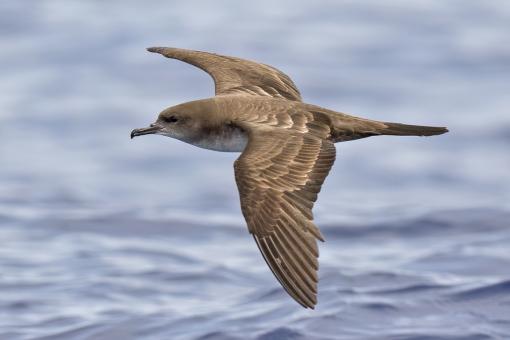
[147,47,302,101]
[234,118,335,308]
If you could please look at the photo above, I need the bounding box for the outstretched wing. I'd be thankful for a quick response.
[234,117,336,308]
[147,47,302,101]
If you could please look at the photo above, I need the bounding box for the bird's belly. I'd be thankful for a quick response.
[191,128,248,152]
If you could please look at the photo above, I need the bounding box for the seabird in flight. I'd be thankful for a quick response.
[131,47,448,309]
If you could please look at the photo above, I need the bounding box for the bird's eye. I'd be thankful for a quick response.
[163,115,178,123]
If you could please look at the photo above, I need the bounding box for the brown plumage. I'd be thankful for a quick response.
[131,47,448,309]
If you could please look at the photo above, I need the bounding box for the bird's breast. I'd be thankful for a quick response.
[191,124,249,152]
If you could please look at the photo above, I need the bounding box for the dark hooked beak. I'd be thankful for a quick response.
[131,124,162,139]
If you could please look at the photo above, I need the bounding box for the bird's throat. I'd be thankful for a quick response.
[189,124,248,152]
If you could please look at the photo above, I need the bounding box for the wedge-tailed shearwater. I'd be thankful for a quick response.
[131,47,448,309]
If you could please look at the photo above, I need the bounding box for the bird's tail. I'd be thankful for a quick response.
[380,122,448,136]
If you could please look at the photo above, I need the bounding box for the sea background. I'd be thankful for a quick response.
[1,1,509,339]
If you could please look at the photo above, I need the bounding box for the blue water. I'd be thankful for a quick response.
[1,1,510,339]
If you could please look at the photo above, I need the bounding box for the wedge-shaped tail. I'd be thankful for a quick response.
[309,107,448,142]
[381,122,448,136]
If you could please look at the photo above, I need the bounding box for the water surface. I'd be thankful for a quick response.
[0,1,509,339]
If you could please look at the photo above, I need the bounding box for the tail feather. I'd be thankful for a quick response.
[381,122,448,137]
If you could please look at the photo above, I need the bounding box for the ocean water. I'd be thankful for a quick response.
[1,1,510,339]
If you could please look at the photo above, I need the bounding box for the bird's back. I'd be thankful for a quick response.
[218,96,380,143]
[216,96,447,143]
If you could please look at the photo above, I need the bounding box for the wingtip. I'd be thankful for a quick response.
[304,299,317,309]
[296,299,316,309]
[146,47,163,53]
[296,292,317,310]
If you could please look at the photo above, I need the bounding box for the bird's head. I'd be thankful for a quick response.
[131,100,213,142]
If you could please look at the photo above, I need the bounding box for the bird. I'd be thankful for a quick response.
[131,47,448,309]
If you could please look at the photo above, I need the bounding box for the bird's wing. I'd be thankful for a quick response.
[234,112,336,308]
[147,47,302,101]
